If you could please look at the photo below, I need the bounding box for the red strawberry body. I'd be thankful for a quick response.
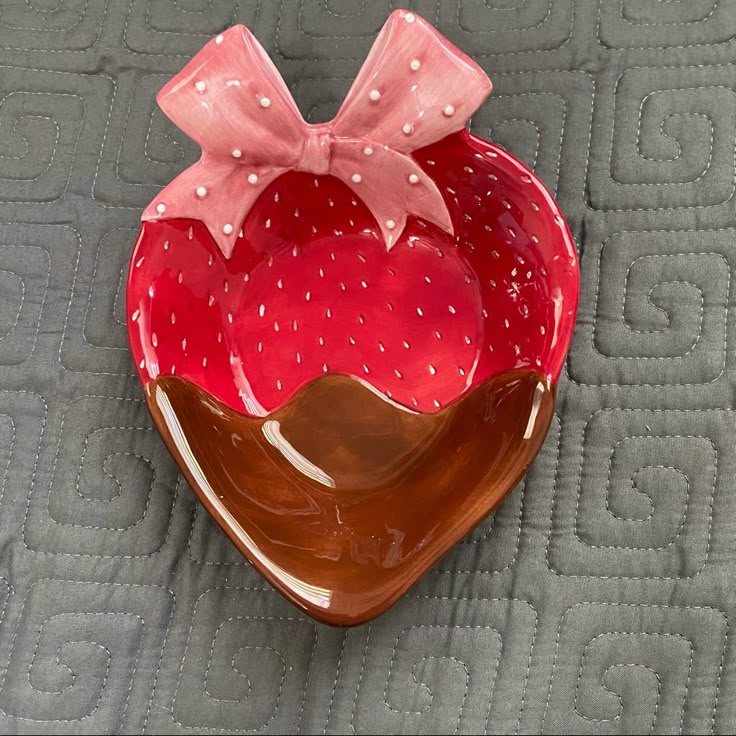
[128,131,578,415]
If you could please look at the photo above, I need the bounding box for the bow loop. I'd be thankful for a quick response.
[155,24,304,167]
[142,10,492,258]
[333,11,492,152]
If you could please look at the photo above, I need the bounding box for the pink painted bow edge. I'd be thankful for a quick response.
[141,10,492,258]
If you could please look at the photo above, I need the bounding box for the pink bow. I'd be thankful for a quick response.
[141,10,492,258]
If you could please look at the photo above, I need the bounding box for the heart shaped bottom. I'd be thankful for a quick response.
[146,367,554,625]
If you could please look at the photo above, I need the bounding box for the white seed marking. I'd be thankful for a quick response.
[260,97,271,108]
[417,306,424,316]
[232,149,242,158]
[248,173,258,184]
[386,219,396,230]
[196,186,207,198]
[408,173,419,184]
[215,34,224,44]
[152,333,158,347]
[410,59,421,71]
[258,304,265,317]
[443,105,455,117]
[405,12,415,22]
[428,364,437,375]
[402,123,413,135]
[351,173,362,183]
[223,223,233,234]
[131,309,140,322]
[202,357,208,367]
[171,312,176,324]
[195,80,206,92]
[369,89,381,101]
[156,203,166,214]
[363,146,373,156]
[148,285,154,297]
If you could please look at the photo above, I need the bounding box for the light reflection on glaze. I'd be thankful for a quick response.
[147,369,554,625]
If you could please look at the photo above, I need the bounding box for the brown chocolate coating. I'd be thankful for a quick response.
[145,370,555,625]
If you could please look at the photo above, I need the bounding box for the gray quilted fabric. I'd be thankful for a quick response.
[0,0,734,733]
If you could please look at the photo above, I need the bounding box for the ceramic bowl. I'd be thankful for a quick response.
[126,10,578,625]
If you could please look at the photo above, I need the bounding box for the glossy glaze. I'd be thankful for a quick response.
[146,369,554,625]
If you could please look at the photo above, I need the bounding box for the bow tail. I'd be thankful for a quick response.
[330,141,454,249]
[142,156,287,258]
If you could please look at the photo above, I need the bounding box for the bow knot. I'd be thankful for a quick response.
[142,10,492,258]
[298,127,332,176]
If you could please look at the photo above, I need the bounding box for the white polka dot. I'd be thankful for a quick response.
[351,173,362,183]
[248,173,258,184]
[410,59,421,71]
[232,149,242,158]
[402,123,413,135]
[196,186,207,198]
[369,89,381,101]
[443,104,455,116]
[386,219,396,229]
[408,174,419,184]
[363,146,373,156]
[156,203,166,214]
[223,224,233,234]
[195,80,206,92]
[215,34,224,44]
[405,12,415,22]
[260,97,271,108]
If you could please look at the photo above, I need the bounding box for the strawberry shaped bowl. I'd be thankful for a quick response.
[127,10,578,626]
